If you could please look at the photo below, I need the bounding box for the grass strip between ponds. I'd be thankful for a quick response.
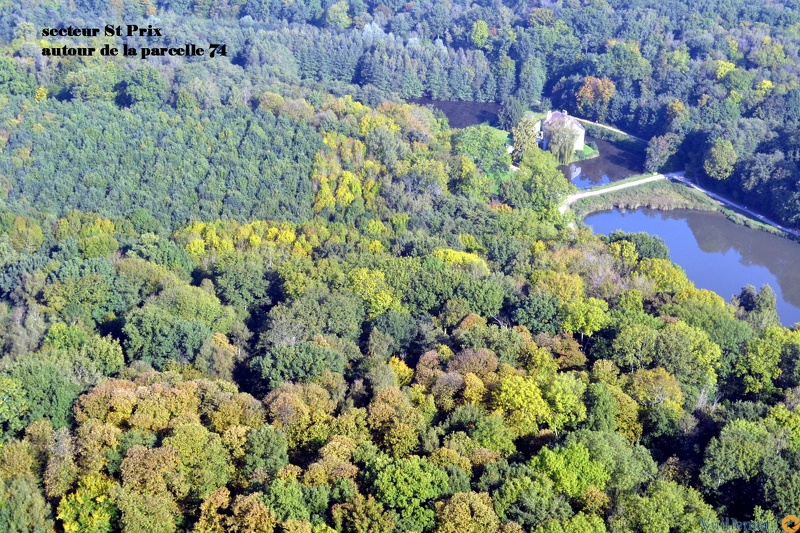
[573,180,717,218]
[573,180,792,238]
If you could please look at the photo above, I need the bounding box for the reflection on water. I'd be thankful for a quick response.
[585,208,800,326]
[407,100,645,189]
[408,97,501,129]
[563,137,645,189]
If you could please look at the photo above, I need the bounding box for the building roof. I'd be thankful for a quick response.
[543,111,584,131]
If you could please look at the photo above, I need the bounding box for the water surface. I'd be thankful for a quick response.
[563,137,644,189]
[408,99,644,189]
[584,208,800,326]
[408,97,500,129]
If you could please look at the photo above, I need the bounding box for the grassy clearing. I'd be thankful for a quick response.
[581,123,647,152]
[485,125,510,144]
[524,110,547,123]
[572,180,716,218]
[576,143,599,161]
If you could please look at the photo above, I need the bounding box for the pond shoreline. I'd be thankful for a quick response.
[574,179,799,243]
[585,206,800,326]
[407,97,501,129]
[559,136,644,189]
[403,97,798,240]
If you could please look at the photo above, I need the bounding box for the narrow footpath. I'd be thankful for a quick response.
[668,174,800,238]
[572,118,647,143]
[557,170,799,238]
[559,173,675,214]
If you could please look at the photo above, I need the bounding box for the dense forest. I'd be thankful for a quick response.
[2,0,800,227]
[1,0,800,532]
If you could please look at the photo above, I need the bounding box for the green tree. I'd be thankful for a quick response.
[162,423,233,501]
[564,430,657,498]
[434,492,500,533]
[654,321,721,399]
[511,117,541,160]
[499,97,526,131]
[123,305,213,369]
[700,419,774,490]
[78,234,119,259]
[252,342,345,389]
[530,442,609,499]
[516,146,573,214]
[584,383,618,433]
[611,480,717,533]
[0,57,36,97]
[703,139,737,181]
[0,376,28,440]
[326,1,352,29]
[264,478,309,523]
[635,258,689,293]
[471,21,489,48]
[608,231,669,261]
[543,123,578,165]
[493,374,551,437]
[366,455,448,532]
[123,65,168,108]
[212,253,271,312]
[454,126,512,179]
[10,355,83,429]
[611,324,658,372]
[347,268,403,319]
[514,293,562,335]
[517,59,546,107]
[535,512,606,533]
[543,372,587,434]
[0,473,54,533]
[243,425,288,479]
[735,326,786,394]
[57,474,118,533]
[735,285,781,332]
[561,298,610,340]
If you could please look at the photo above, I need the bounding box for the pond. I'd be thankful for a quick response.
[584,207,800,326]
[562,136,645,189]
[407,98,644,188]
[408,97,501,129]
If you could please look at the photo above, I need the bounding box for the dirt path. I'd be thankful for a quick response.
[558,170,799,238]
[572,118,647,143]
[668,174,800,238]
[559,173,674,214]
